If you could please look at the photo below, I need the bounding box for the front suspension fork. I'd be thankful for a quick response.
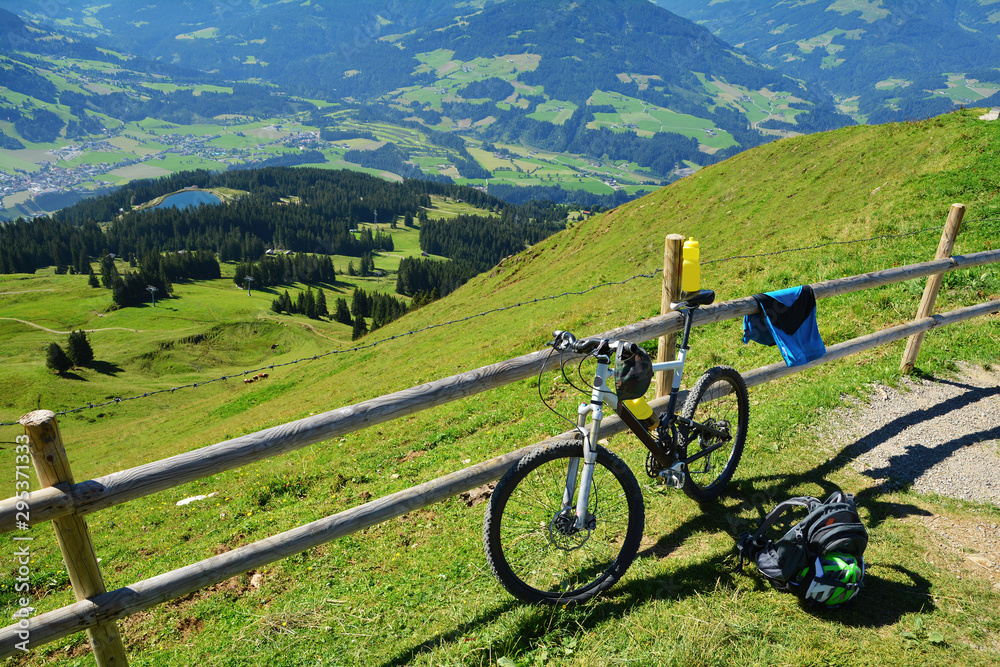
[566,402,602,531]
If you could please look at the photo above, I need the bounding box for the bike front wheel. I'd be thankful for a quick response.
[483,440,645,605]
[680,365,749,501]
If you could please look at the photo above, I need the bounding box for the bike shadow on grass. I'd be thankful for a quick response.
[377,558,929,667]
[378,505,929,667]
[633,497,931,626]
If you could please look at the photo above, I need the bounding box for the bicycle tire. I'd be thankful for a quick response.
[679,366,748,501]
[483,440,645,605]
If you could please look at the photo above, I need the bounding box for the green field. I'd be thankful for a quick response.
[393,51,544,111]
[932,73,1000,104]
[0,150,45,173]
[57,151,140,167]
[526,100,578,124]
[699,76,810,132]
[587,90,739,150]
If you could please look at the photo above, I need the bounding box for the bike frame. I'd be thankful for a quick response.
[563,306,728,530]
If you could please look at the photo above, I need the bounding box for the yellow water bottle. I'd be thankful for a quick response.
[682,237,700,294]
[623,396,658,431]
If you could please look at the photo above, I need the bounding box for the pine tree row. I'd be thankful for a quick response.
[270,287,329,320]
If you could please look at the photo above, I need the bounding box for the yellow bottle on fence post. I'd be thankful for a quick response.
[682,237,700,294]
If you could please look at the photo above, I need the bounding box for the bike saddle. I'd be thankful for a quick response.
[674,289,715,309]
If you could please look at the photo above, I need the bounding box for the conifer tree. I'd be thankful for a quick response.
[66,330,94,367]
[45,342,72,374]
[99,253,119,288]
[316,288,329,318]
[351,315,368,340]
[305,287,318,319]
[76,249,90,275]
[88,270,100,288]
[333,298,352,325]
[351,288,370,319]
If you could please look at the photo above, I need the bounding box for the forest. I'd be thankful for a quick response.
[419,212,564,274]
[0,166,571,312]
[0,167,510,275]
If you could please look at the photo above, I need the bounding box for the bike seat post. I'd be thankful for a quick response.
[679,304,696,351]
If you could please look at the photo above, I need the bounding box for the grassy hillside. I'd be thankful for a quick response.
[2,108,1000,665]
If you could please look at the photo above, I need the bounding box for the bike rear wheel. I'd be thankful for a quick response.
[679,365,748,501]
[483,440,644,605]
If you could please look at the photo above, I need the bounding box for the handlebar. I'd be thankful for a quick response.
[550,330,626,356]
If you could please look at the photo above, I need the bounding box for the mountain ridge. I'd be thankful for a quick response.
[655,0,1000,122]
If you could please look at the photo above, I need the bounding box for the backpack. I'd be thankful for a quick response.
[735,490,868,606]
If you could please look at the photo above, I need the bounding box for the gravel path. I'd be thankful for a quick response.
[823,363,1000,505]
[819,363,1000,588]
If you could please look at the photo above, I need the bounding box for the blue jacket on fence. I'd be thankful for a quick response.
[743,285,826,367]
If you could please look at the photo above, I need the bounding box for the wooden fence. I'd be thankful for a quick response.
[3,206,999,663]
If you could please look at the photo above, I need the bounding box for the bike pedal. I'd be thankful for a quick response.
[658,464,686,489]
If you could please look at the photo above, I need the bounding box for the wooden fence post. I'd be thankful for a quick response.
[900,203,966,374]
[19,410,128,666]
[655,234,685,399]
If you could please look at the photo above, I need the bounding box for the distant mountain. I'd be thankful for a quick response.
[381,0,851,160]
[8,1,851,167]
[4,0,466,85]
[2,0,859,219]
[654,0,1000,123]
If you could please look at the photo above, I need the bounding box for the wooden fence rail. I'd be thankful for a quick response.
[2,228,999,660]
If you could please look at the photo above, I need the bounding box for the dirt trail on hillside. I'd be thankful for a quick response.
[0,317,143,334]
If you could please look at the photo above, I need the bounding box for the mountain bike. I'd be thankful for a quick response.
[483,289,749,604]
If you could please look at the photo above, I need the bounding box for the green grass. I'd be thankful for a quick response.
[932,74,1000,103]
[0,151,44,174]
[57,151,140,167]
[143,155,229,171]
[587,90,738,149]
[3,109,1000,666]
[526,100,577,124]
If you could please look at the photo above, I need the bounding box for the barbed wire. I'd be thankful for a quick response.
[3,216,996,427]
[706,216,998,266]
[0,271,661,426]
